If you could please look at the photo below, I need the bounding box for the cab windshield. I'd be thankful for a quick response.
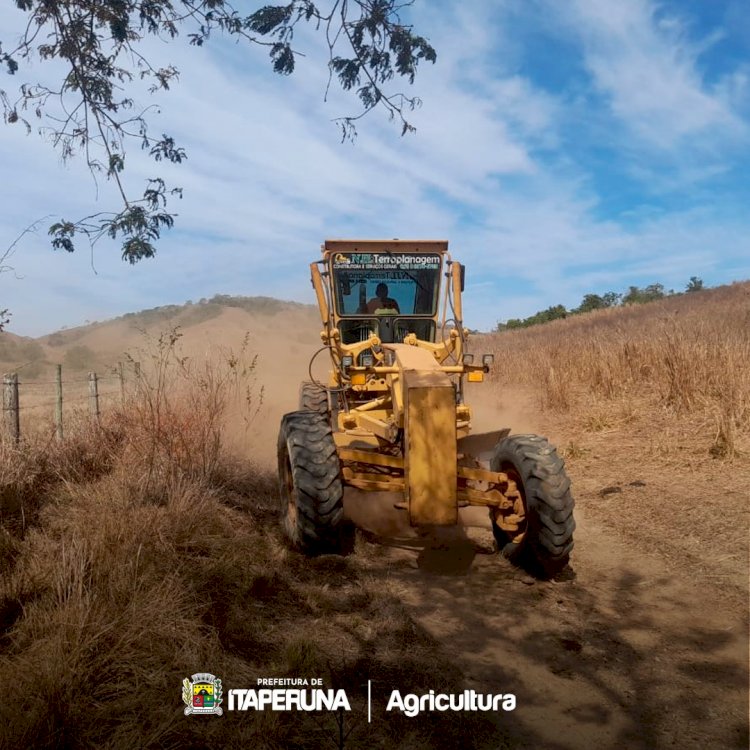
[331,252,442,317]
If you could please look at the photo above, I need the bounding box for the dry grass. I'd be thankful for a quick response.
[0,415,123,534]
[484,282,750,459]
[481,283,750,598]
[115,327,265,494]
[0,331,498,750]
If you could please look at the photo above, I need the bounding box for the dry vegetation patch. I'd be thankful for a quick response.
[482,282,750,596]
[0,333,500,750]
[486,282,750,459]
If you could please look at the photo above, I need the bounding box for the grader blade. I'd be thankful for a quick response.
[457,429,511,461]
[403,370,457,526]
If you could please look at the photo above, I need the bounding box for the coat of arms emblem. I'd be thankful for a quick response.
[182,673,223,716]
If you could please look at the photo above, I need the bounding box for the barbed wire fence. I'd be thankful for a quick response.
[2,362,139,444]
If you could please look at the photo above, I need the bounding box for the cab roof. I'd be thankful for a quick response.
[322,239,449,256]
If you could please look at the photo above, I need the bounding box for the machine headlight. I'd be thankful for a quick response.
[341,355,354,368]
[462,353,474,365]
[361,353,374,367]
[482,354,495,367]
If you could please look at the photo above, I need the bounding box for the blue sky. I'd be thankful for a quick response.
[1,0,749,336]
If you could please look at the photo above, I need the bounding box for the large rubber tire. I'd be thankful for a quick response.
[299,381,329,415]
[277,410,346,555]
[490,434,575,578]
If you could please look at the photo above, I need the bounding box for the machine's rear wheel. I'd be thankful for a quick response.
[277,410,347,555]
[299,381,329,414]
[490,434,575,578]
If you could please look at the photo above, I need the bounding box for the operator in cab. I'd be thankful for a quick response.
[366,283,400,314]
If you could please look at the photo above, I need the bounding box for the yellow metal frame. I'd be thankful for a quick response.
[310,239,517,529]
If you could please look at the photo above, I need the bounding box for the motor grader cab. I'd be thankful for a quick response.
[277,240,575,578]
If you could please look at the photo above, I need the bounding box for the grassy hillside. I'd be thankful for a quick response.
[483,281,750,458]
[0,295,319,378]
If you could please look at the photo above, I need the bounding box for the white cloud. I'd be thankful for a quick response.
[0,1,748,337]
[559,0,746,150]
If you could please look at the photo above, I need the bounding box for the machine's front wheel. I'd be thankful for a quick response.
[490,434,575,578]
[277,410,348,555]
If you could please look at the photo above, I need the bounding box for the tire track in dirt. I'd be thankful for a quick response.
[354,506,747,749]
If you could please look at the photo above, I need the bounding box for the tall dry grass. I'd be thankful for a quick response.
[117,327,264,494]
[484,282,750,458]
[0,329,496,749]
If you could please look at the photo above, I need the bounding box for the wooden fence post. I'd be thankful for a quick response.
[88,371,100,422]
[3,373,20,444]
[117,361,125,404]
[55,364,64,441]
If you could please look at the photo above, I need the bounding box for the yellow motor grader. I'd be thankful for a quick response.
[277,240,575,577]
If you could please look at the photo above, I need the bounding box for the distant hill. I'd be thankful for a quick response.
[0,331,47,379]
[0,295,320,378]
[39,295,315,346]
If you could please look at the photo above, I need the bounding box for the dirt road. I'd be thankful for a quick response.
[348,507,746,749]
[251,352,749,750]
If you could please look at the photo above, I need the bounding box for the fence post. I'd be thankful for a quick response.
[3,373,20,444]
[88,371,100,422]
[55,364,64,441]
[117,361,125,404]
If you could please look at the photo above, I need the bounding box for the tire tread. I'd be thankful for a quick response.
[491,434,576,578]
[277,409,349,555]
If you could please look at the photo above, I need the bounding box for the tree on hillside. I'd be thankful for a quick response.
[622,283,665,305]
[0,1,435,263]
[496,304,567,331]
[495,280,678,332]
[647,283,666,299]
[621,286,642,305]
[497,318,524,331]
[528,304,567,325]
[686,276,704,293]
[574,293,606,313]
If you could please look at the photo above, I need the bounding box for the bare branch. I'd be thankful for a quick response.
[2,215,54,277]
